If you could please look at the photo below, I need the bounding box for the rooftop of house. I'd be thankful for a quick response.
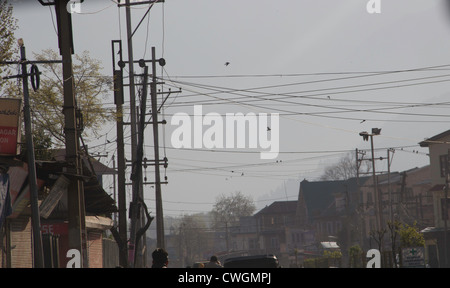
[49,149,117,175]
[299,177,369,219]
[254,201,298,217]
[419,129,450,147]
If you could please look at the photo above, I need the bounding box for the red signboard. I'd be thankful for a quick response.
[0,98,21,156]
[41,222,69,235]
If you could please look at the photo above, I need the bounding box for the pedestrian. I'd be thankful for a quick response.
[152,248,169,268]
[205,255,223,268]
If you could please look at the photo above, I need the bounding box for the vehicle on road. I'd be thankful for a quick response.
[223,254,280,268]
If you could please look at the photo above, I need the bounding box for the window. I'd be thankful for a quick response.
[327,222,333,234]
[440,154,448,178]
[367,192,373,206]
[441,198,450,220]
[426,191,433,204]
[271,237,280,249]
[336,221,342,232]
[369,219,375,231]
[335,195,346,212]
[405,188,413,200]
[249,239,257,250]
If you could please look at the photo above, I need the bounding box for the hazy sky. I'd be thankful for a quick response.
[9,1,450,224]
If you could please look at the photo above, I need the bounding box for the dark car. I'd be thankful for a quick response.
[223,254,280,268]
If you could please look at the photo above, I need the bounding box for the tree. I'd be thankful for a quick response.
[386,221,424,268]
[4,49,113,149]
[211,191,256,251]
[321,152,370,181]
[369,228,386,256]
[33,49,113,145]
[0,0,18,91]
[212,191,256,226]
[398,221,424,248]
[387,220,401,268]
[348,244,363,268]
[176,213,208,267]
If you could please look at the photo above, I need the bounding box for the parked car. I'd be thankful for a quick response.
[223,254,280,268]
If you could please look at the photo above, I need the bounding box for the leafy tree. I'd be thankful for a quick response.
[0,0,18,91]
[4,49,113,148]
[323,249,342,267]
[398,221,424,248]
[348,244,363,268]
[32,49,113,145]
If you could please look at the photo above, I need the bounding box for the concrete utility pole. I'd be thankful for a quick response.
[112,40,128,267]
[151,47,165,249]
[19,42,44,268]
[132,64,149,267]
[120,0,164,267]
[38,0,86,267]
[360,128,382,231]
[124,0,141,268]
[55,0,86,267]
[0,43,67,268]
[444,149,450,268]
[387,148,394,224]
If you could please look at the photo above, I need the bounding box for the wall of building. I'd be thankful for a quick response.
[427,135,450,186]
[10,217,33,268]
[87,231,103,268]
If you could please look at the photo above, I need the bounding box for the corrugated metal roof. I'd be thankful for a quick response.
[320,241,340,249]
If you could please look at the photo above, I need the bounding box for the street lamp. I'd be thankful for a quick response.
[360,128,382,231]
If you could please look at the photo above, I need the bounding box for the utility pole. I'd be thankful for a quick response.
[1,42,68,268]
[112,40,128,267]
[2,41,45,268]
[131,64,149,267]
[151,47,165,249]
[20,43,44,268]
[54,0,86,267]
[360,128,382,231]
[444,149,450,268]
[370,133,382,231]
[124,0,140,268]
[387,148,394,224]
[119,0,164,267]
